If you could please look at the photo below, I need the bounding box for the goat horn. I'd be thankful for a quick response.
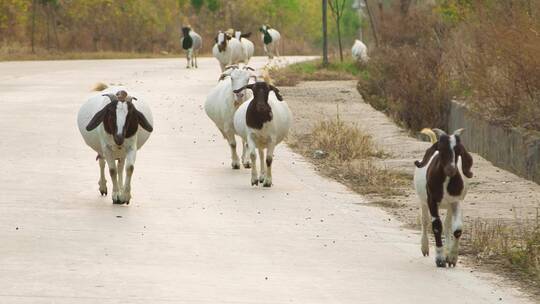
[420,128,438,144]
[432,128,447,137]
[102,94,118,102]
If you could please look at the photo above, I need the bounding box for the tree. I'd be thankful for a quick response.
[328,0,346,62]
[322,0,329,66]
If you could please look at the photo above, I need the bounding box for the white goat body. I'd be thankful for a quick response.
[204,68,254,169]
[351,39,369,62]
[212,33,244,72]
[77,85,153,205]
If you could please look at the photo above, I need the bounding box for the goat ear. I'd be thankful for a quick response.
[457,144,473,178]
[86,107,107,131]
[233,84,254,94]
[414,142,438,168]
[269,85,283,101]
[453,128,465,136]
[136,109,153,132]
[219,69,233,81]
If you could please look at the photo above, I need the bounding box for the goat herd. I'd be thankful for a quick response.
[75,25,474,269]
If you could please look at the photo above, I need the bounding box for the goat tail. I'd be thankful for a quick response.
[92,82,108,92]
[420,128,437,144]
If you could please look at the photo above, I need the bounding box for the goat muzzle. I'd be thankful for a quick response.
[444,165,458,178]
[114,134,125,146]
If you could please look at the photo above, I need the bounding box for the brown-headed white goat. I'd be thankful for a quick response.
[77,85,153,205]
[233,81,292,187]
[414,128,473,267]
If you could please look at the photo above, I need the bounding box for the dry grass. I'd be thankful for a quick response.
[269,59,363,87]
[0,44,182,61]
[288,116,410,197]
[358,1,540,131]
[465,211,540,283]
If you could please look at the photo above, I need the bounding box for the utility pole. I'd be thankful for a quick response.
[31,0,36,53]
[322,0,329,66]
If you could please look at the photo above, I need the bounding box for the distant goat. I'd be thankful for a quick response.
[212,31,244,72]
[259,25,281,60]
[414,128,473,267]
[233,81,292,187]
[351,39,369,63]
[235,31,254,64]
[181,26,202,68]
[77,84,154,205]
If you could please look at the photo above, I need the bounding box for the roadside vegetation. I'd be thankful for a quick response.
[467,216,540,287]
[0,0,360,60]
[356,1,540,132]
[269,58,364,86]
[287,114,410,197]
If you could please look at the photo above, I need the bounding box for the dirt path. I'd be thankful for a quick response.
[0,59,532,303]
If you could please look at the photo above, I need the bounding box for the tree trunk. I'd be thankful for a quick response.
[364,0,379,47]
[336,17,343,62]
[400,0,411,16]
[322,0,329,66]
[52,8,60,49]
[31,0,36,53]
[45,3,51,50]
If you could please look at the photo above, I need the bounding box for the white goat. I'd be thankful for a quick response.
[259,25,281,60]
[351,39,369,62]
[235,31,254,64]
[204,66,257,169]
[233,81,292,187]
[77,84,154,205]
[181,26,202,68]
[414,128,473,267]
[212,31,244,72]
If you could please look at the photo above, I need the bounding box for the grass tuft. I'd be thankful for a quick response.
[269,58,363,86]
[467,213,540,281]
[288,116,410,197]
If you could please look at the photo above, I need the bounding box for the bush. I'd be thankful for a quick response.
[358,1,540,131]
[357,7,453,131]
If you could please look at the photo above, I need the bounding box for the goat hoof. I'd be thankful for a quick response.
[125,200,130,205]
[435,258,447,268]
[243,163,251,169]
[251,180,259,186]
[263,181,272,187]
[100,190,107,196]
[422,252,429,257]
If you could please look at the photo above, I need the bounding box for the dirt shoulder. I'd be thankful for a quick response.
[283,80,540,296]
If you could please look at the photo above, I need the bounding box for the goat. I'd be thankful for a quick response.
[414,128,473,267]
[181,26,202,69]
[204,66,257,169]
[259,25,281,60]
[235,31,254,64]
[233,81,292,187]
[351,39,369,63]
[77,84,153,205]
[212,31,244,72]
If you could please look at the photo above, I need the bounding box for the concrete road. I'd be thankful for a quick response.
[0,57,531,303]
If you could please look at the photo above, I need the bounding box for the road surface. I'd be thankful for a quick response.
[0,57,531,303]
